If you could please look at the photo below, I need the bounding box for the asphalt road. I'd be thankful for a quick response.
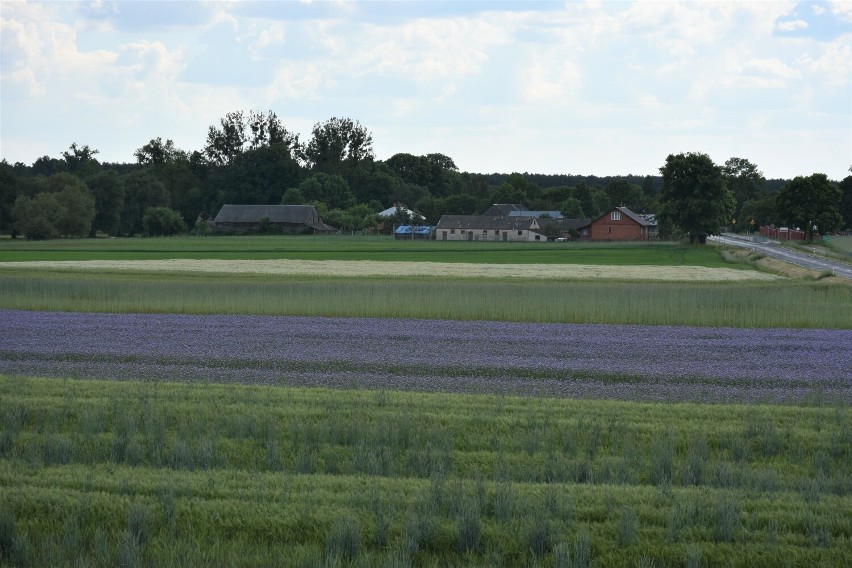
[710,233,852,279]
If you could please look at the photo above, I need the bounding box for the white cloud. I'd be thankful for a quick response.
[744,58,801,80]
[0,2,117,100]
[521,54,582,103]
[1,0,849,178]
[353,16,505,82]
[248,22,286,57]
[776,19,808,32]
[797,39,852,89]
[267,62,330,100]
[830,1,852,22]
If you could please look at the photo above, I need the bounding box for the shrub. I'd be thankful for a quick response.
[142,207,187,237]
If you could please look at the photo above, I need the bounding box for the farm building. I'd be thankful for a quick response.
[434,215,549,241]
[212,204,337,234]
[589,207,657,241]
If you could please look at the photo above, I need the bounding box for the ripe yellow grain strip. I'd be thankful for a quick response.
[0,259,781,281]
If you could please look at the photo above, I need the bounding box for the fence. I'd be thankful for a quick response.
[760,226,808,240]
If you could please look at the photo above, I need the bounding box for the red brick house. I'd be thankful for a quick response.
[590,207,657,241]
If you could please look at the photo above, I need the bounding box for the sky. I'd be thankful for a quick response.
[1,0,851,179]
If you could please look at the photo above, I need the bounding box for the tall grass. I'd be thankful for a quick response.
[0,375,849,566]
[1,272,849,327]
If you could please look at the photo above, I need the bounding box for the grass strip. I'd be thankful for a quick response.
[1,271,849,328]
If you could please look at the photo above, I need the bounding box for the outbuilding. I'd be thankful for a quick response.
[435,215,548,242]
[213,204,337,234]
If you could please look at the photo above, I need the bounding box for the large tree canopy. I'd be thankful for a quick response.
[61,143,100,178]
[775,173,843,238]
[12,173,95,239]
[204,110,300,167]
[658,152,734,239]
[296,173,355,210]
[4,107,845,240]
[723,157,766,222]
[839,170,852,230]
[86,171,125,236]
[305,117,374,173]
[134,138,184,165]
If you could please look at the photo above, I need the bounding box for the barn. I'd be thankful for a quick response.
[212,205,337,234]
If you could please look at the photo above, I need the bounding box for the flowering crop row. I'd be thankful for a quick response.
[1,309,849,404]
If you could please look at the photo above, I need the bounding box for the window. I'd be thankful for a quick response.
[461,230,466,234]
[608,226,612,234]
[450,229,455,234]
[483,230,488,235]
[517,230,523,235]
[611,211,621,221]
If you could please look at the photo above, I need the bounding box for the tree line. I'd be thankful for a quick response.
[0,111,849,239]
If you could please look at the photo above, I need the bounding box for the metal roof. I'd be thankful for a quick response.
[214,204,319,224]
[508,210,562,219]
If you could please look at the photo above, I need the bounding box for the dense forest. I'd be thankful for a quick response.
[1,111,850,239]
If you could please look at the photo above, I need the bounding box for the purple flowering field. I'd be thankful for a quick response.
[1,309,849,404]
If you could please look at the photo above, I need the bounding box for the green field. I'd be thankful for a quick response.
[1,236,850,567]
[1,376,849,567]
[2,235,849,328]
[0,235,738,266]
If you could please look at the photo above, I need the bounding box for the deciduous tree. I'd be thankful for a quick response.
[13,193,61,240]
[658,152,734,240]
[839,169,852,230]
[121,170,171,235]
[204,110,300,166]
[305,117,374,173]
[298,173,355,210]
[62,143,100,178]
[775,173,842,239]
[723,157,765,223]
[134,138,183,165]
[0,162,18,235]
[142,207,187,236]
[11,173,95,239]
[86,171,125,236]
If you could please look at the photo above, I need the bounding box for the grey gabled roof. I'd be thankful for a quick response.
[553,218,592,230]
[435,215,542,231]
[481,204,529,216]
[595,207,656,227]
[214,204,318,224]
[508,210,562,219]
